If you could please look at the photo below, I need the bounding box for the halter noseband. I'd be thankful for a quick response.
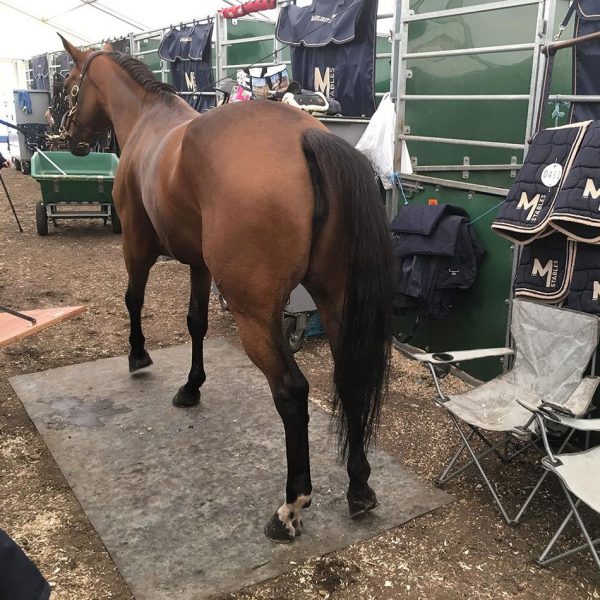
[61,50,109,146]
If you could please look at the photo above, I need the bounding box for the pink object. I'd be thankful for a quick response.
[220,0,277,19]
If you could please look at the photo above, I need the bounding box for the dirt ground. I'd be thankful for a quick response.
[1,167,599,599]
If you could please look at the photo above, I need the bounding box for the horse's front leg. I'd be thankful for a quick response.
[172,264,212,407]
[126,257,157,372]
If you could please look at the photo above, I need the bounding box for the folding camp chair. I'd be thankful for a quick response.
[413,298,600,525]
[522,404,600,570]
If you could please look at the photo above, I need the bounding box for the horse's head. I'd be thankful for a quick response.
[59,35,113,156]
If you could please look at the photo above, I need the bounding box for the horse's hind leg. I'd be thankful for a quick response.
[308,292,378,518]
[126,253,158,372]
[172,264,211,407]
[231,309,312,543]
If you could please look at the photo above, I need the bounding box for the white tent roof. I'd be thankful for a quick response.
[0,0,235,59]
[0,0,395,60]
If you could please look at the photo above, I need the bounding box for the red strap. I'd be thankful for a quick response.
[219,0,276,19]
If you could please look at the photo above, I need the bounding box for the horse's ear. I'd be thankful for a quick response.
[58,33,85,66]
[101,42,114,52]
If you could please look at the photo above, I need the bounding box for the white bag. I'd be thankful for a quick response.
[355,93,412,189]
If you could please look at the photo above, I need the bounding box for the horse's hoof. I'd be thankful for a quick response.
[292,517,303,537]
[264,512,295,544]
[129,352,153,373]
[348,487,379,519]
[172,386,200,408]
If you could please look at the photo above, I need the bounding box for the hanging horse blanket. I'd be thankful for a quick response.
[514,232,576,302]
[565,242,600,314]
[276,0,377,117]
[549,120,600,242]
[159,23,215,113]
[570,0,600,122]
[53,51,74,77]
[495,120,600,243]
[30,54,50,91]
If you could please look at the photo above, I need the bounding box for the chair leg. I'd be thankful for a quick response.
[449,413,513,524]
[537,486,600,570]
[434,430,473,485]
[512,429,576,525]
[435,430,509,486]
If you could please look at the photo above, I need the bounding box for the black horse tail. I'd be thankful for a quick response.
[301,128,393,458]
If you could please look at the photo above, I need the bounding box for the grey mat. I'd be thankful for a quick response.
[10,339,451,599]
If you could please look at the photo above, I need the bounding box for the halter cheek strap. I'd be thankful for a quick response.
[61,50,109,141]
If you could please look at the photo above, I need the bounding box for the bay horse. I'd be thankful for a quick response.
[59,36,392,543]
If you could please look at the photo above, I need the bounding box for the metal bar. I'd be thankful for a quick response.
[512,427,576,524]
[549,94,600,102]
[317,117,369,124]
[406,0,539,22]
[401,173,510,197]
[35,149,68,176]
[0,171,23,232]
[414,163,523,172]
[221,35,276,46]
[544,28,600,54]
[134,48,161,57]
[390,0,409,220]
[399,134,525,151]
[436,439,511,485]
[215,12,226,87]
[449,413,513,524]
[399,94,530,101]
[405,42,535,59]
[0,306,36,324]
[223,61,292,69]
[178,92,217,96]
[376,53,392,59]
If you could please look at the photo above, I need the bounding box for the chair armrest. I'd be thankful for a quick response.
[412,347,514,364]
[538,406,600,432]
[518,396,600,431]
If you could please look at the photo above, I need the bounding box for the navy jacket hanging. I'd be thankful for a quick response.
[159,22,215,113]
[570,0,600,122]
[276,0,377,117]
[390,204,485,319]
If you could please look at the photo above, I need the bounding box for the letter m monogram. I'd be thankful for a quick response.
[184,71,197,91]
[583,179,600,203]
[532,258,554,288]
[517,192,541,221]
[314,67,330,96]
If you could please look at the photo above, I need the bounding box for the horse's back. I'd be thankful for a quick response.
[172,102,326,294]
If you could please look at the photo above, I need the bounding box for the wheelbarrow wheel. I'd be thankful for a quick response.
[283,316,305,353]
[36,202,48,236]
[111,207,122,234]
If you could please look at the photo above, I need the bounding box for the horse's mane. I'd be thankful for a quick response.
[106,51,178,105]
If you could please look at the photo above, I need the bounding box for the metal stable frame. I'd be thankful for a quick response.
[390,0,560,209]
[126,3,394,104]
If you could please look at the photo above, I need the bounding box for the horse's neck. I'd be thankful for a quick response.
[102,76,193,150]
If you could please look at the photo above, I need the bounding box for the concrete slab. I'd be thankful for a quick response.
[10,339,451,599]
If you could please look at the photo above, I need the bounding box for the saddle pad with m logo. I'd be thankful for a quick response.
[492,122,591,243]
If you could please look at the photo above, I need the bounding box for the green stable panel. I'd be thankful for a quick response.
[396,1,574,381]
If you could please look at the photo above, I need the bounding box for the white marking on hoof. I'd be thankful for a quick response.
[276,494,311,538]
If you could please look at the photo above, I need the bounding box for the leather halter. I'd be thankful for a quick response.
[61,50,109,142]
